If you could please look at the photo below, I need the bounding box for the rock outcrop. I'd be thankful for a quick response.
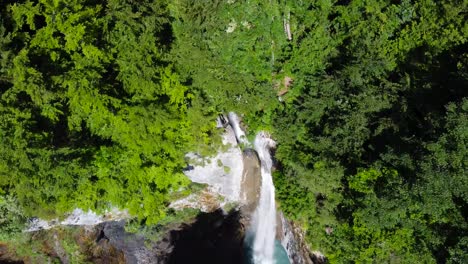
[2,113,319,264]
[0,243,24,264]
[1,209,248,264]
[239,148,262,217]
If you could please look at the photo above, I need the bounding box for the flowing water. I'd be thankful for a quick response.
[226,113,290,264]
[181,113,294,263]
[24,112,301,263]
[250,132,277,264]
[228,112,250,145]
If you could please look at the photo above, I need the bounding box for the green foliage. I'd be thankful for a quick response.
[272,0,468,263]
[274,171,315,221]
[125,207,200,243]
[0,195,26,241]
[349,168,398,194]
[328,223,435,264]
[169,0,287,126]
[1,0,467,263]
[447,237,468,264]
[0,0,215,226]
[2,226,92,263]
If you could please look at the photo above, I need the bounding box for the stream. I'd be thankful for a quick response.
[21,112,308,264]
[227,113,290,264]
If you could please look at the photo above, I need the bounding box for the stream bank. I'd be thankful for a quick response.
[0,113,322,264]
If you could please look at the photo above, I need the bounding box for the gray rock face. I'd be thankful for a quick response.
[0,244,23,264]
[87,210,245,264]
[98,221,158,264]
[278,214,319,264]
[1,113,318,264]
[240,148,262,216]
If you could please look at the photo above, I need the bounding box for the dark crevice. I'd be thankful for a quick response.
[168,209,244,264]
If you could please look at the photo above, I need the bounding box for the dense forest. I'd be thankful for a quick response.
[0,0,467,263]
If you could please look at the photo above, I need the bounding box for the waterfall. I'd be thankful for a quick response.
[228,112,249,145]
[251,132,277,264]
[183,112,296,263]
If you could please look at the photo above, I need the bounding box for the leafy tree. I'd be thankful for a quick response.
[0,0,213,224]
[272,0,468,262]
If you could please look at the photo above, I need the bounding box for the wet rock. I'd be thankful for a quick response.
[0,243,23,264]
[170,188,224,213]
[97,221,156,264]
[52,233,70,264]
[278,215,326,264]
[311,251,328,264]
[1,207,251,264]
[240,148,262,216]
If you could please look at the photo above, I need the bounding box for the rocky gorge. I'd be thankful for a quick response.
[0,114,322,264]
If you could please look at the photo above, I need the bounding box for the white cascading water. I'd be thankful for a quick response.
[251,132,277,264]
[228,112,250,146]
[182,112,286,263]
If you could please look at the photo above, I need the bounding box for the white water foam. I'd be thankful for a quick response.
[228,112,250,146]
[251,132,277,264]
